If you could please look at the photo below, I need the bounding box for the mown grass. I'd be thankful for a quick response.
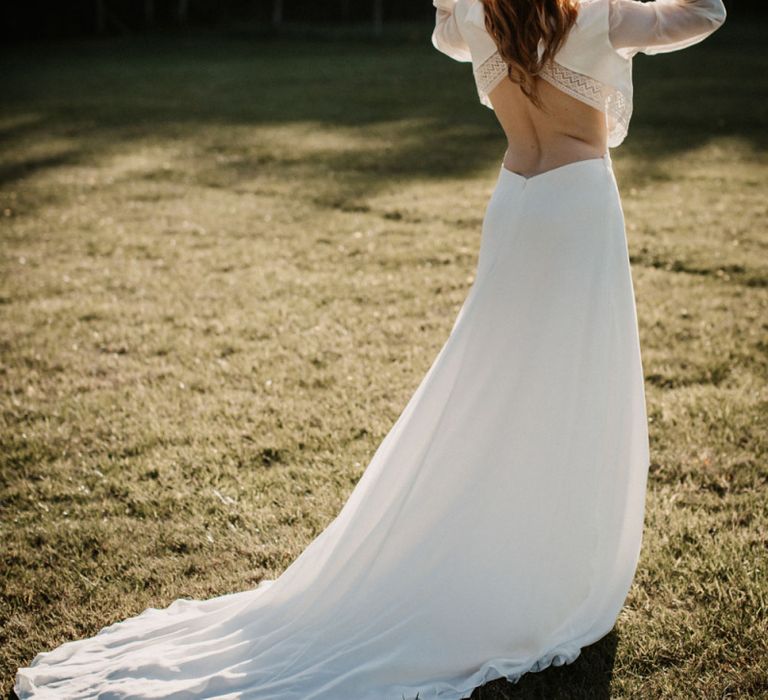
[1,18,766,699]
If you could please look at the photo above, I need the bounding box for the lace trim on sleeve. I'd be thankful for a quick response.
[473,52,509,107]
[473,50,632,147]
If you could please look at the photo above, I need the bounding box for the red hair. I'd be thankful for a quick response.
[481,0,580,108]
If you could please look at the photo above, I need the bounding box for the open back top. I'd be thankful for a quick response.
[432,0,727,147]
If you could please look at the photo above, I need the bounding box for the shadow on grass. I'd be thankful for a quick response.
[0,151,83,188]
[0,18,765,205]
[470,630,619,699]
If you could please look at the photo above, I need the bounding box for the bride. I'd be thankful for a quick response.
[15,0,726,697]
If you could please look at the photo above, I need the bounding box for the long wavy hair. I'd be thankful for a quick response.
[481,0,580,109]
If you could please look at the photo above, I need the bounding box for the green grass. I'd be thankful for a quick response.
[1,19,767,699]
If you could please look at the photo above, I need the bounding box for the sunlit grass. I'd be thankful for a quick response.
[2,20,766,699]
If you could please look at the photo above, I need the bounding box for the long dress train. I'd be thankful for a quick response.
[15,151,650,699]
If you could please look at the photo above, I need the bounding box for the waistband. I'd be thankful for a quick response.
[499,151,612,188]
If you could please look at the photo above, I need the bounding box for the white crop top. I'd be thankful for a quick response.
[432,0,727,147]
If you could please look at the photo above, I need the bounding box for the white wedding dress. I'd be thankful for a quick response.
[15,0,726,697]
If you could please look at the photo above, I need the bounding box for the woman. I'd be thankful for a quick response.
[15,0,726,697]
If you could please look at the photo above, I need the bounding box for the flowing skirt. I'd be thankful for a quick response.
[15,152,651,700]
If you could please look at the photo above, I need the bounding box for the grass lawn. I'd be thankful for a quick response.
[1,18,766,699]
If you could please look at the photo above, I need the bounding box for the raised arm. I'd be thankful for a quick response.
[608,0,727,59]
[432,0,473,63]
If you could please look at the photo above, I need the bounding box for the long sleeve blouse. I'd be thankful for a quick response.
[432,0,727,146]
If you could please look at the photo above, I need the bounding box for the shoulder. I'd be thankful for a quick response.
[574,0,611,28]
[555,0,632,81]
[559,0,617,56]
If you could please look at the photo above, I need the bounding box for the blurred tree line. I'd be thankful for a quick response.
[2,0,433,40]
[1,0,762,41]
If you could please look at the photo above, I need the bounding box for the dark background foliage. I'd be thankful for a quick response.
[2,0,764,41]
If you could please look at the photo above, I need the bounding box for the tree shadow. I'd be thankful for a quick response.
[0,151,83,188]
[0,18,764,206]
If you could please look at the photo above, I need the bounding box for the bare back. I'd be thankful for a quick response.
[433,0,726,178]
[488,75,608,179]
